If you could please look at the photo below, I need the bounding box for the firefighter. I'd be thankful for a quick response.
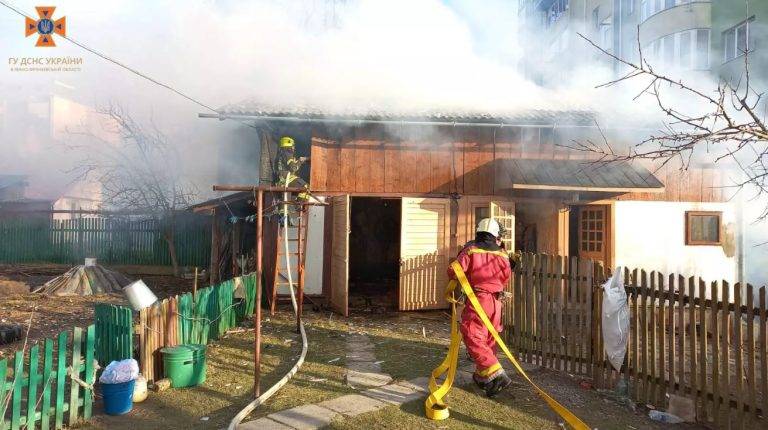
[448,218,513,398]
[275,136,308,188]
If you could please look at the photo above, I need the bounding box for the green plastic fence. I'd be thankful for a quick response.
[94,304,133,366]
[0,325,96,430]
[0,217,210,266]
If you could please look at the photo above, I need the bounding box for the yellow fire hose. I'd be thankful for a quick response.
[425,260,591,430]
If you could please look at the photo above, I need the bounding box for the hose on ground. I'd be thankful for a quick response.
[228,193,309,430]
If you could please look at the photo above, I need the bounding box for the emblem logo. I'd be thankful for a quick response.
[25,6,66,47]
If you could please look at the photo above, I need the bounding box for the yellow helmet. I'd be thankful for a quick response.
[279,136,295,148]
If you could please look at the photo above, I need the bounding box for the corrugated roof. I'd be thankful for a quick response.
[216,100,596,126]
[0,175,27,190]
[496,159,664,192]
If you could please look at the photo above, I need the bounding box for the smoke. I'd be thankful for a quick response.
[0,0,766,281]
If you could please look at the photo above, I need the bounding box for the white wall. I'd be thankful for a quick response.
[303,200,326,295]
[613,201,738,289]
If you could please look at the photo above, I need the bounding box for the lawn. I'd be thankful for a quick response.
[81,309,702,429]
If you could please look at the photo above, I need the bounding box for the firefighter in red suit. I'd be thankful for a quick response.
[448,218,513,397]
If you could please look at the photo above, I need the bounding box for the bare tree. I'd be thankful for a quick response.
[570,27,768,218]
[67,104,198,276]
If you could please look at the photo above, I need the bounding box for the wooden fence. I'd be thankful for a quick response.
[0,217,210,266]
[0,326,96,430]
[138,274,258,382]
[94,304,134,367]
[505,253,767,429]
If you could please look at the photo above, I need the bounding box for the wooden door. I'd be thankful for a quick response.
[399,197,450,311]
[491,200,515,252]
[578,205,608,263]
[329,195,350,316]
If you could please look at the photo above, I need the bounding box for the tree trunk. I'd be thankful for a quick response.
[163,231,180,277]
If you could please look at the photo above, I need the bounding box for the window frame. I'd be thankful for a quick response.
[685,211,722,246]
[722,17,754,63]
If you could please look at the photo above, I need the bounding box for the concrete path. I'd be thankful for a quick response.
[344,333,392,388]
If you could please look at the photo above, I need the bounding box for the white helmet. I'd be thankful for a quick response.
[476,218,501,238]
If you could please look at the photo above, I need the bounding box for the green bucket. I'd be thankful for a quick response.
[160,344,207,388]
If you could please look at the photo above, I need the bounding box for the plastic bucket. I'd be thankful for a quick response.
[101,380,136,415]
[161,344,207,388]
[123,279,158,311]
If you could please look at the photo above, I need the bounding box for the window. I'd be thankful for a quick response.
[475,206,490,223]
[545,0,569,28]
[593,7,600,31]
[663,34,674,64]
[601,17,613,50]
[641,0,649,20]
[643,29,709,70]
[679,30,691,68]
[695,29,710,69]
[627,0,635,16]
[723,19,753,62]
[685,211,722,245]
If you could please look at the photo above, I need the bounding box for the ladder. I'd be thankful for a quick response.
[271,197,307,324]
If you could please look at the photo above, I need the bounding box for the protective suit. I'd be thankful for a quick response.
[447,218,512,397]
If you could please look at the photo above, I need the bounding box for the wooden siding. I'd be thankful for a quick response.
[308,124,725,203]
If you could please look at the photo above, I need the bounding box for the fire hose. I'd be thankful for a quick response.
[425,260,590,429]
[228,192,308,430]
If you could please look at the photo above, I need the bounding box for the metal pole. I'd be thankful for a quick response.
[254,189,263,397]
[296,209,304,333]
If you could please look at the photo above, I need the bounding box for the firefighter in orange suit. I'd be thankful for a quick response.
[448,218,513,397]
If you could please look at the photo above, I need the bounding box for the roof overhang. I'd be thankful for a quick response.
[495,159,665,193]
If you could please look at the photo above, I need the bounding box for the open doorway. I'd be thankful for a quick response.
[348,197,401,311]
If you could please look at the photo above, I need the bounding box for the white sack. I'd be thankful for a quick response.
[601,267,629,371]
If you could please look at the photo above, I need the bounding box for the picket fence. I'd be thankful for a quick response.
[505,252,767,429]
[94,304,134,367]
[0,217,210,267]
[138,274,259,382]
[0,326,96,430]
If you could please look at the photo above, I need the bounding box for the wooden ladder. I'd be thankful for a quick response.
[270,205,308,325]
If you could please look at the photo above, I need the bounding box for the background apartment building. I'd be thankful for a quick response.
[519,0,764,86]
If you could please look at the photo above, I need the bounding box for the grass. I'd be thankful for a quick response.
[81,309,701,430]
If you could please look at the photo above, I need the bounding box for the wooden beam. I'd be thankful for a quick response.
[254,189,263,397]
[213,185,305,193]
[505,184,666,193]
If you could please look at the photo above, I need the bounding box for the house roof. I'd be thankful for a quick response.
[496,159,664,193]
[0,174,27,190]
[213,101,596,126]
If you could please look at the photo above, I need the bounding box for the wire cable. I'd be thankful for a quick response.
[0,0,260,131]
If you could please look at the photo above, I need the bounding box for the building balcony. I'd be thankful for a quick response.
[639,1,711,47]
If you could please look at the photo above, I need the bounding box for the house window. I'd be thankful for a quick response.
[580,207,605,253]
[723,18,753,62]
[601,17,613,50]
[475,206,490,224]
[685,211,722,245]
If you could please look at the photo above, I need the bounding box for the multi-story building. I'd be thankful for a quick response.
[519,0,713,84]
[711,0,766,85]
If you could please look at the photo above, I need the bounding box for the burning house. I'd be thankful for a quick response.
[200,103,737,315]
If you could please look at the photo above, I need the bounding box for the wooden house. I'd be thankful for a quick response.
[202,104,736,315]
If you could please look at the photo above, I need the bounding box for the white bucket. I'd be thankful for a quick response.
[123,279,158,311]
[84,258,97,267]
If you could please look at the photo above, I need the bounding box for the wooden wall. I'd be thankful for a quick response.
[308,123,727,203]
[618,163,727,203]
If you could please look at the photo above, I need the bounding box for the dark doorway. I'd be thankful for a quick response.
[348,197,401,311]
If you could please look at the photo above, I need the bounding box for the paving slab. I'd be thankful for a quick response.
[268,404,338,430]
[346,369,393,388]
[346,351,377,361]
[318,393,388,416]
[347,360,383,373]
[361,382,425,405]
[238,417,293,430]
[401,376,429,392]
